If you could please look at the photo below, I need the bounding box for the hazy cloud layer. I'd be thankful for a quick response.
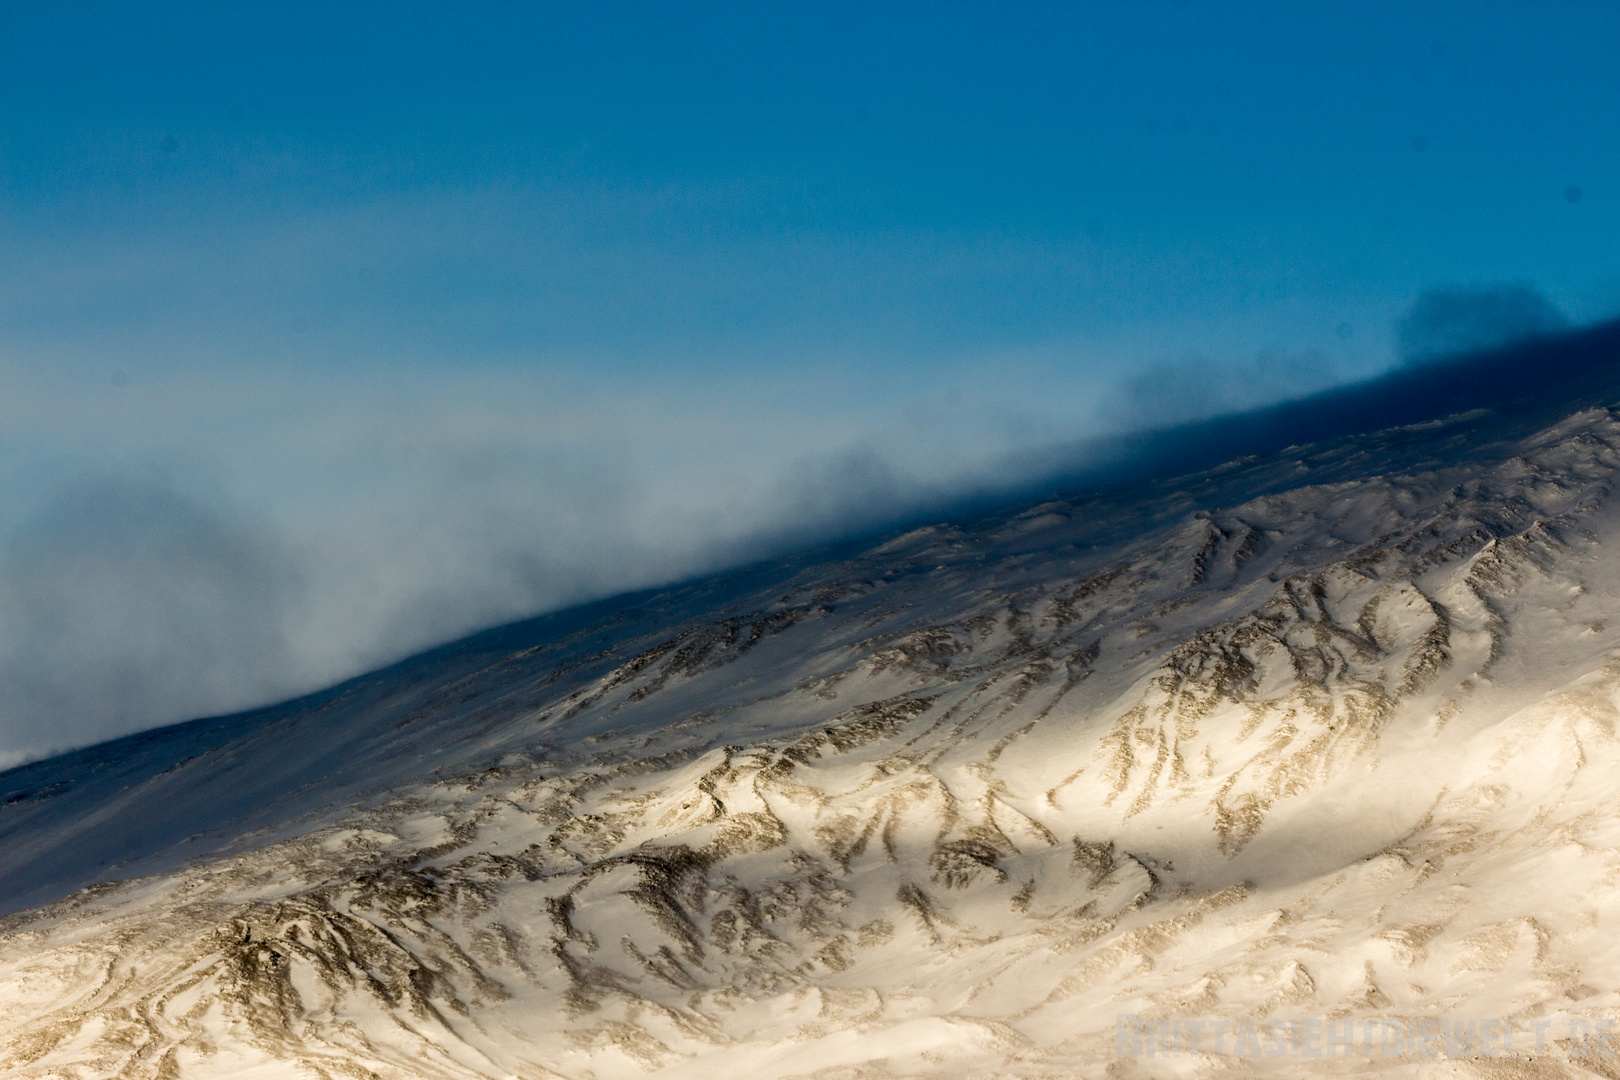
[0,478,302,755]
[0,283,1586,766]
[1105,347,1347,429]
[0,357,1094,766]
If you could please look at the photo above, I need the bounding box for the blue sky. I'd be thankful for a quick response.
[4,3,1614,371]
[0,2,1617,760]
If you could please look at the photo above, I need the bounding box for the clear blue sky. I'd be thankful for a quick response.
[0,2,1617,759]
[2,2,1614,372]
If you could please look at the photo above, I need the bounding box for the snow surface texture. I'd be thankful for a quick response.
[9,358,1620,1076]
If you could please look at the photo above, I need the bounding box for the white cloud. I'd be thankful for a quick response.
[0,353,1121,764]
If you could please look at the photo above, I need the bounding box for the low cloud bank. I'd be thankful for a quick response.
[1104,347,1347,431]
[0,284,1601,767]
[0,479,303,756]
[0,363,1066,766]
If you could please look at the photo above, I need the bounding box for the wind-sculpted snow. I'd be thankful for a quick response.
[10,397,1620,1076]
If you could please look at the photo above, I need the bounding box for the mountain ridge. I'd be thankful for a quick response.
[1,322,1613,919]
[3,326,1620,1076]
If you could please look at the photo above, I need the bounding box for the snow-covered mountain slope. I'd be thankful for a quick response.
[8,332,1620,1077]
